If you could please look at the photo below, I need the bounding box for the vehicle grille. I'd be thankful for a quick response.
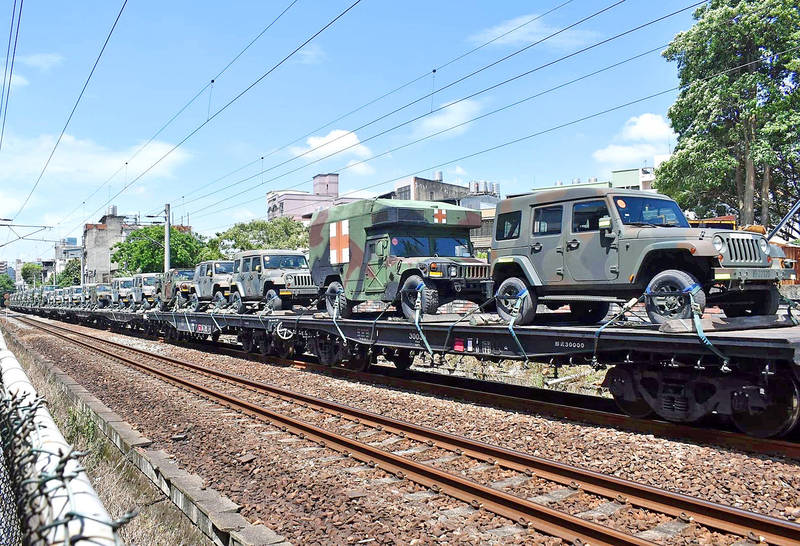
[460,265,490,279]
[723,236,763,264]
[292,273,314,287]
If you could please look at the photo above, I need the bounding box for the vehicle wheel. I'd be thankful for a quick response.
[325,281,353,319]
[175,292,188,309]
[399,275,439,321]
[645,270,705,324]
[569,301,610,325]
[230,291,247,314]
[264,289,283,311]
[189,293,202,312]
[495,277,536,325]
[142,299,152,311]
[722,286,780,318]
[213,290,228,309]
[156,296,167,312]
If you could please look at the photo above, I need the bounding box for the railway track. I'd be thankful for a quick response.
[12,314,800,545]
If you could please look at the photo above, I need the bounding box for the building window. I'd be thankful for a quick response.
[396,185,411,200]
[430,191,434,200]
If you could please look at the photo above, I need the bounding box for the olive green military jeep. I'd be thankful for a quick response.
[155,268,195,311]
[229,249,317,314]
[491,187,795,325]
[309,199,492,320]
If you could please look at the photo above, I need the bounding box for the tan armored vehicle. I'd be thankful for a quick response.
[491,187,794,324]
[189,260,234,311]
[229,249,317,314]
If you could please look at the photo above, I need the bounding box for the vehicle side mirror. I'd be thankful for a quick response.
[598,216,616,238]
[255,265,262,272]
[206,270,213,277]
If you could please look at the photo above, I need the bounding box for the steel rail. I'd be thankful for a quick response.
[16,316,653,545]
[16,315,800,545]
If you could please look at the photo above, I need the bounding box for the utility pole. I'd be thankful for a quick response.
[164,203,171,273]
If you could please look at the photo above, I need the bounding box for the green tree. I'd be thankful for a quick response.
[55,259,81,287]
[0,273,14,292]
[657,0,800,225]
[21,263,42,286]
[111,226,207,274]
[207,217,309,258]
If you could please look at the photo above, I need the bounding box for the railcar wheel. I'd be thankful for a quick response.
[346,345,371,371]
[612,393,654,419]
[241,331,255,353]
[731,378,800,438]
[211,331,220,343]
[313,335,343,367]
[603,366,653,418]
[390,349,414,371]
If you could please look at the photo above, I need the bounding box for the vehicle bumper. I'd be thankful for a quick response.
[279,287,318,298]
[713,267,795,282]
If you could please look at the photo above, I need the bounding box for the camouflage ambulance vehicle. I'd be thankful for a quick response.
[310,199,491,320]
[490,187,794,325]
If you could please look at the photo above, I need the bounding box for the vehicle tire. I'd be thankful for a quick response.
[722,285,780,318]
[264,289,283,311]
[156,296,167,312]
[213,290,227,309]
[230,291,247,314]
[645,269,706,324]
[142,299,152,311]
[399,275,439,321]
[175,292,187,309]
[495,277,536,325]
[569,301,610,325]
[325,281,353,319]
[189,293,202,312]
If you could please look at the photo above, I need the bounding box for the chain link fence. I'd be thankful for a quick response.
[0,331,129,545]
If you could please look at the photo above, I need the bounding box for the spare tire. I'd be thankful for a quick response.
[645,269,705,324]
[399,275,439,320]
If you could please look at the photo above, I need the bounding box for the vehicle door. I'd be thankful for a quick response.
[364,237,388,294]
[250,257,263,296]
[239,257,252,298]
[197,264,208,297]
[493,207,529,265]
[530,204,565,282]
[564,199,619,282]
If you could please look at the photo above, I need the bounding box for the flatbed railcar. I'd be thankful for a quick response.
[8,303,800,439]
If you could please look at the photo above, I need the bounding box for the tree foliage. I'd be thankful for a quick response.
[657,0,800,226]
[207,217,309,258]
[55,259,81,287]
[20,263,42,286]
[111,226,207,274]
[0,274,14,292]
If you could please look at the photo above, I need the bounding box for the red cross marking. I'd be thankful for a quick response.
[433,208,447,223]
[330,220,350,264]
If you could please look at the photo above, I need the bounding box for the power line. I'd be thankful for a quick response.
[175,0,626,213]
[194,43,666,220]
[0,0,19,134]
[0,0,23,153]
[12,0,127,222]
[160,0,577,213]
[187,1,702,215]
[53,0,301,229]
[65,0,364,238]
[198,44,800,231]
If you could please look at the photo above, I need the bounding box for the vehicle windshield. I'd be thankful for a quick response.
[613,196,689,227]
[263,255,308,269]
[43,286,55,292]
[390,235,473,258]
[144,277,158,286]
[98,284,111,291]
[120,280,133,289]
[214,262,234,274]
[177,269,194,280]
[74,288,82,294]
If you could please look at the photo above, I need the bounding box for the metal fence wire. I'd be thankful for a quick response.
[0,331,129,545]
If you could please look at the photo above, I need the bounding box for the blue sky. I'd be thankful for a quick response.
[0,0,697,263]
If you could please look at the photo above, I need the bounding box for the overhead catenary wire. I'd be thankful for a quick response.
[63,0,364,240]
[197,44,800,232]
[160,0,577,212]
[12,0,127,223]
[0,0,23,153]
[0,0,19,137]
[187,0,704,215]
[53,0,301,229]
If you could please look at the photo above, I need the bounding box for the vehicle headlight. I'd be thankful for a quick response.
[713,235,725,253]
[449,265,458,277]
[758,237,769,254]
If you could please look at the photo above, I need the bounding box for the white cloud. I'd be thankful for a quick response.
[345,159,374,176]
[17,53,63,71]
[592,113,675,170]
[451,165,467,176]
[620,113,675,142]
[289,129,371,160]
[0,132,191,185]
[232,208,256,221]
[296,43,325,65]
[0,190,22,218]
[10,74,28,88]
[469,14,599,50]
[413,99,481,139]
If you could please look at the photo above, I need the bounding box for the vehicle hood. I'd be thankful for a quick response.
[392,256,487,265]
[628,227,748,240]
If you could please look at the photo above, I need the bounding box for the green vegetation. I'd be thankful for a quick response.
[111,225,208,274]
[207,217,309,258]
[657,0,800,225]
[0,273,14,292]
[20,263,43,286]
[55,258,81,287]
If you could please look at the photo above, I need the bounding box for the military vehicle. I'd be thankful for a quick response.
[155,268,194,311]
[130,272,161,310]
[88,283,113,308]
[68,286,83,306]
[229,249,317,314]
[41,285,56,306]
[309,199,491,320]
[111,277,134,308]
[490,187,795,325]
[189,260,234,311]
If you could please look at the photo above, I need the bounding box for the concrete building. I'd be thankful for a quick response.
[394,172,472,202]
[266,173,362,224]
[54,238,82,276]
[543,167,658,194]
[0,261,7,277]
[6,265,14,282]
[82,206,142,284]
